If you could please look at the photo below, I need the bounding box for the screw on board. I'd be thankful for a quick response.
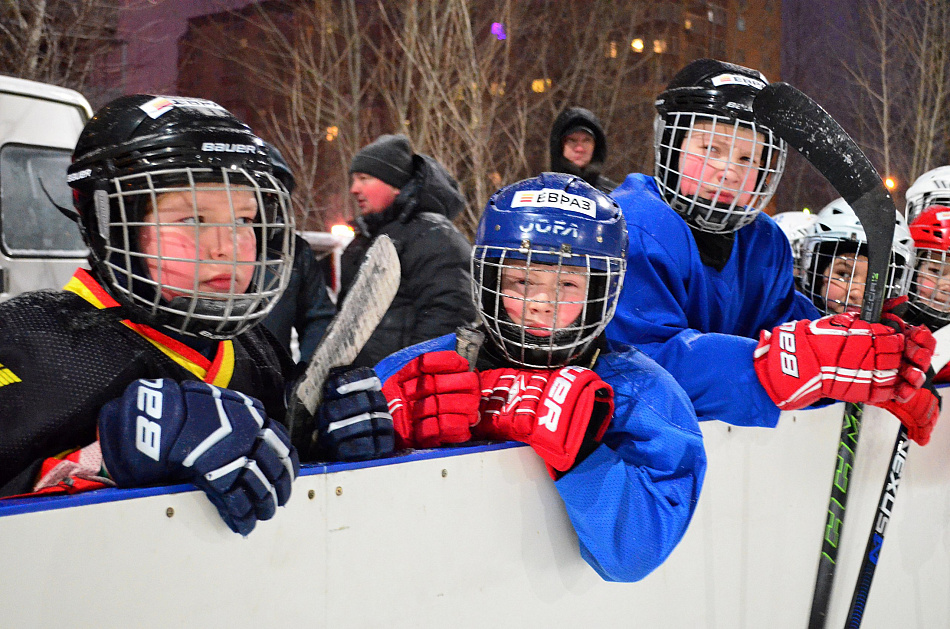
[166,507,174,518]
[335,486,343,496]
[308,489,315,500]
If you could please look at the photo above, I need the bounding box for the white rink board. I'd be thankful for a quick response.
[1,402,949,628]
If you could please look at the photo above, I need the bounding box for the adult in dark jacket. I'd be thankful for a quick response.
[549,106,618,194]
[343,134,476,368]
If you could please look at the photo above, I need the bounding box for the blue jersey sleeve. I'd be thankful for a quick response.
[605,175,821,428]
[555,349,706,582]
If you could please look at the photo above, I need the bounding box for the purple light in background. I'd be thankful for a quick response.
[491,22,506,40]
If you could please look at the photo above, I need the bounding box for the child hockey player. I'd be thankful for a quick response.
[796,198,938,444]
[375,173,707,582]
[603,58,935,431]
[905,205,950,385]
[772,210,817,290]
[0,95,392,534]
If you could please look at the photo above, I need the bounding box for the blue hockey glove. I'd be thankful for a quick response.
[98,379,300,536]
[313,367,395,462]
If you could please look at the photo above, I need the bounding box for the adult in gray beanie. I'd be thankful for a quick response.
[343,133,476,368]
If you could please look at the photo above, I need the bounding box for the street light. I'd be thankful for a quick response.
[884,176,897,190]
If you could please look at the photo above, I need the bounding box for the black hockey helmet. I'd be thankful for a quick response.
[264,141,296,195]
[653,58,787,233]
[67,94,294,339]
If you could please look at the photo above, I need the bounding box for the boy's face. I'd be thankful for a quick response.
[678,121,766,208]
[820,253,868,314]
[350,172,400,215]
[500,261,588,336]
[914,251,950,312]
[138,184,259,303]
[562,131,595,169]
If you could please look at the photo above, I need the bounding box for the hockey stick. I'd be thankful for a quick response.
[843,323,950,628]
[285,234,400,452]
[752,82,896,629]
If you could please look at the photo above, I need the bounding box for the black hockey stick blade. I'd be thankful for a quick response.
[753,82,897,629]
[285,234,400,451]
[753,82,895,323]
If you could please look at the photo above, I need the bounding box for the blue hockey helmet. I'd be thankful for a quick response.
[473,172,627,368]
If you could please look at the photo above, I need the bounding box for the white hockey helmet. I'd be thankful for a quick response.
[772,211,818,265]
[799,197,914,314]
[905,165,950,222]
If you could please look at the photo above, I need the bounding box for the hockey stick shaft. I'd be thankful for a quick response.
[843,426,909,628]
[843,324,950,627]
[752,82,896,629]
[286,234,400,451]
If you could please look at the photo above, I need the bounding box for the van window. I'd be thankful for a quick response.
[0,144,87,257]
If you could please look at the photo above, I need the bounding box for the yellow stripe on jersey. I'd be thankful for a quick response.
[0,364,22,387]
[63,268,236,387]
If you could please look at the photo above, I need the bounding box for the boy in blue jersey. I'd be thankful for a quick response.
[374,173,707,582]
[604,58,935,430]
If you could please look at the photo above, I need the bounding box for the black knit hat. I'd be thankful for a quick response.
[350,134,414,189]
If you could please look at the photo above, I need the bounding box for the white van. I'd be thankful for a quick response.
[0,75,92,300]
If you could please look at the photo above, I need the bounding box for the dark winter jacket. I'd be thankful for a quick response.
[341,153,476,368]
[549,106,619,194]
[262,234,336,363]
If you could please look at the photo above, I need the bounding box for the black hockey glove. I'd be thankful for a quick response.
[98,379,299,536]
[311,367,395,462]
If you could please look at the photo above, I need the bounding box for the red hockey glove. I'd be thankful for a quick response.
[876,383,941,446]
[474,367,613,478]
[878,312,936,401]
[754,313,930,411]
[381,351,480,449]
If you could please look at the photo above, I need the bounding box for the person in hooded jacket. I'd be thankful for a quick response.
[549,106,619,194]
[344,134,476,367]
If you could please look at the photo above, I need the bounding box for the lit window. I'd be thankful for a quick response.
[489,82,505,96]
[653,39,667,54]
[684,19,692,30]
[606,41,618,58]
[631,38,644,52]
[325,126,339,142]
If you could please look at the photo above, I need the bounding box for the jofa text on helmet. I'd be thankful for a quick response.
[518,218,580,238]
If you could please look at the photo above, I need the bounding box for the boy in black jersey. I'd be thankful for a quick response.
[0,95,393,535]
